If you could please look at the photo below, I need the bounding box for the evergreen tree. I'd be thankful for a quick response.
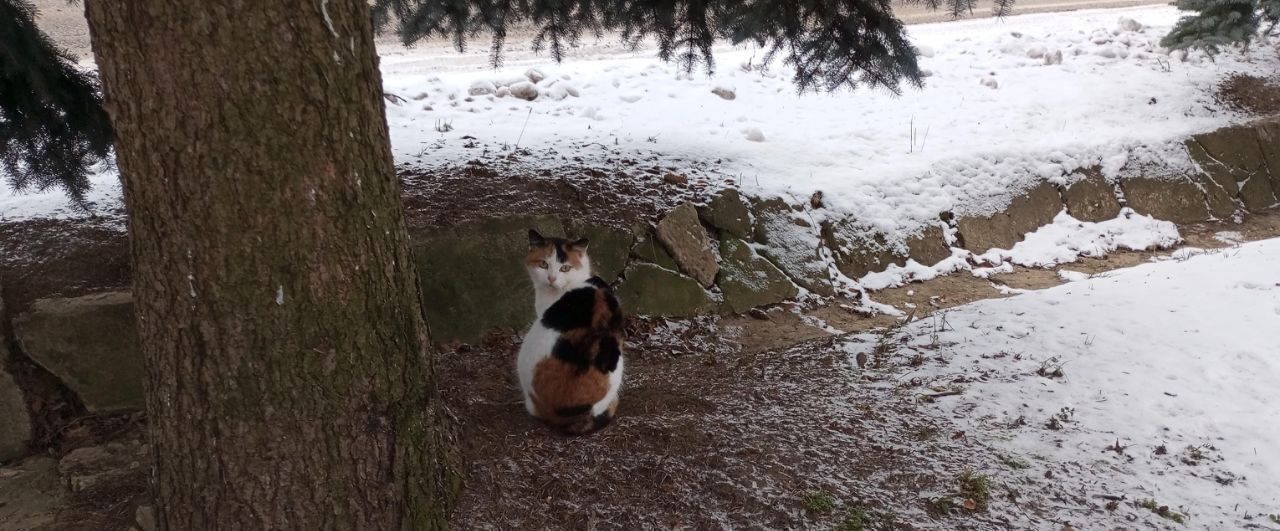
[0,0,112,204]
[1162,0,1280,54]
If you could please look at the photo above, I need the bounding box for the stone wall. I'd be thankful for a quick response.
[2,119,1278,458]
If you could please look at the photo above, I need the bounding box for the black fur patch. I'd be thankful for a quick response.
[528,229,546,247]
[554,404,592,417]
[540,286,598,331]
[586,276,609,289]
[554,242,568,262]
[551,336,592,372]
[595,335,622,373]
[591,410,613,431]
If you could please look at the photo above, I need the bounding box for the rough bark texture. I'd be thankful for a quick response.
[82,1,460,529]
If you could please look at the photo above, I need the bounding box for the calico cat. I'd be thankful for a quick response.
[517,229,625,435]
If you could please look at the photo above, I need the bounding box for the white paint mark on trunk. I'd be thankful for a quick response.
[276,285,285,306]
[320,0,338,38]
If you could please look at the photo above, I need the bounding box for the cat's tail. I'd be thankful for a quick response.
[551,404,614,436]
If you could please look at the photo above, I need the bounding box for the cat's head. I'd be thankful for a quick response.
[526,229,592,291]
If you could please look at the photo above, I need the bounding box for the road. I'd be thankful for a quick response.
[34,0,1170,67]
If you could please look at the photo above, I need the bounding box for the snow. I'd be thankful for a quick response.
[857,209,1182,290]
[840,239,1280,528]
[977,209,1181,267]
[4,5,1277,251]
[374,4,1274,242]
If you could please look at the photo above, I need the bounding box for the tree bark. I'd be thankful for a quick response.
[82,1,460,529]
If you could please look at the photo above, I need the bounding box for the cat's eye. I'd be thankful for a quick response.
[537,261,549,269]
[559,265,572,273]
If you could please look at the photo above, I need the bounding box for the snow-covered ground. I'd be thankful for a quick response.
[841,239,1280,529]
[379,4,1272,238]
[4,5,1276,237]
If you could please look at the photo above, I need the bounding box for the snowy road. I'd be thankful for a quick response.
[32,0,1169,64]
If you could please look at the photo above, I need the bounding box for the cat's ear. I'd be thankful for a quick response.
[528,230,546,247]
[570,237,590,250]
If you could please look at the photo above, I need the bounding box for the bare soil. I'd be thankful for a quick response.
[1214,73,1280,116]
[438,321,1009,531]
[398,151,718,233]
[0,218,130,313]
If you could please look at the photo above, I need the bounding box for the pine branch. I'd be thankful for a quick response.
[0,0,114,204]
[373,0,944,93]
[1162,0,1263,54]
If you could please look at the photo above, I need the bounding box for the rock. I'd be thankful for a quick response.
[1253,120,1280,195]
[495,86,510,98]
[412,215,563,343]
[1062,168,1122,222]
[15,292,144,412]
[821,220,905,280]
[0,457,67,530]
[711,86,736,100]
[700,188,753,239]
[1117,16,1144,32]
[0,285,31,464]
[541,81,578,100]
[955,181,1063,254]
[1196,172,1241,220]
[0,366,28,464]
[468,80,497,96]
[655,203,719,288]
[1188,126,1275,212]
[743,128,766,142]
[752,198,834,296]
[524,68,547,84]
[663,172,688,185]
[716,239,798,314]
[630,227,681,271]
[564,221,633,283]
[980,76,998,89]
[809,191,824,210]
[508,81,539,101]
[1119,176,1213,224]
[905,224,953,267]
[1043,49,1063,65]
[616,264,714,317]
[57,436,148,493]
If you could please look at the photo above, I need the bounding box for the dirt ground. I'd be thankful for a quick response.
[1215,73,1280,117]
[437,320,1010,530]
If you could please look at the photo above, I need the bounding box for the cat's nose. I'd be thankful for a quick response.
[548,276,557,283]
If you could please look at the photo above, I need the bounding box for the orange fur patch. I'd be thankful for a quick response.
[526,245,552,266]
[530,357,609,419]
[566,246,585,269]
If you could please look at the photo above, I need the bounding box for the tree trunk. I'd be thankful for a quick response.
[82,1,460,529]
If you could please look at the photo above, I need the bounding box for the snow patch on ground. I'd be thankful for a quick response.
[840,238,1280,528]
[977,209,1181,267]
[857,210,1181,290]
